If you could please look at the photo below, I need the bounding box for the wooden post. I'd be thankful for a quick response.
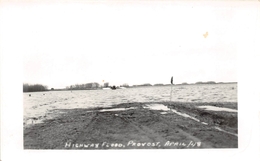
[170,76,173,102]
[170,84,173,102]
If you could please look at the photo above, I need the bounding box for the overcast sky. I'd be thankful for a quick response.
[2,2,243,89]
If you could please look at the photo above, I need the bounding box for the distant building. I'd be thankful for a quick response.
[104,82,109,88]
[120,83,129,87]
[84,82,100,89]
[91,82,99,88]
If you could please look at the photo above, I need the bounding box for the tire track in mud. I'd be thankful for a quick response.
[174,126,213,148]
[62,113,97,144]
[24,101,238,149]
[73,112,165,145]
[72,109,212,149]
[71,112,99,144]
[118,110,214,149]
[72,111,168,148]
[165,103,238,136]
[118,115,168,145]
[160,109,237,148]
[156,112,214,148]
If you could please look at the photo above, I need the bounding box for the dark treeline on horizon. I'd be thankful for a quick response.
[66,82,100,90]
[66,82,130,90]
[195,81,217,84]
[174,81,236,85]
[23,83,48,92]
[23,81,236,92]
[133,81,236,86]
[132,83,152,87]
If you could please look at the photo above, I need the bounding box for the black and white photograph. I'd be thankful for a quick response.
[1,0,260,161]
[22,1,239,150]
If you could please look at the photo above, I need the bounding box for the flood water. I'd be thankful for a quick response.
[23,83,237,124]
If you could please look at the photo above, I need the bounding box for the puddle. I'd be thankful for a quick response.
[24,110,65,127]
[171,109,208,125]
[144,104,208,125]
[197,106,237,112]
[25,118,44,125]
[160,112,168,114]
[144,104,237,136]
[214,127,238,137]
[99,107,137,112]
[143,104,170,111]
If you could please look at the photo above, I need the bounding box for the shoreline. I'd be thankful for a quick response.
[23,82,237,92]
[24,101,238,149]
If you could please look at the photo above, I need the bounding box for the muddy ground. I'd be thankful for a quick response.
[24,102,238,149]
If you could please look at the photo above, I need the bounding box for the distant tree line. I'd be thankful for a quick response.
[154,83,164,86]
[65,82,131,90]
[132,83,152,87]
[195,81,216,84]
[120,83,129,87]
[66,82,100,90]
[23,83,48,92]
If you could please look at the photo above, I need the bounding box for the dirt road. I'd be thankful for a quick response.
[24,102,238,149]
